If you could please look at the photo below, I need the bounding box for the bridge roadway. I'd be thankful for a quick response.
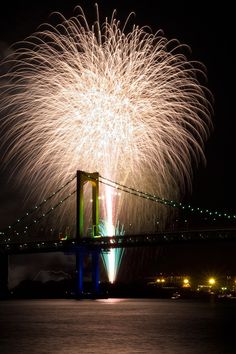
[0,228,236,255]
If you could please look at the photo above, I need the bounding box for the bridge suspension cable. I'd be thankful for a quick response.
[99,175,236,220]
[2,175,76,234]
[2,171,235,239]
[16,190,76,235]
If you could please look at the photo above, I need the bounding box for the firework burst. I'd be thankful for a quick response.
[0,5,212,234]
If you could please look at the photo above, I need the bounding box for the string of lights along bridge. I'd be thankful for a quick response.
[2,173,236,236]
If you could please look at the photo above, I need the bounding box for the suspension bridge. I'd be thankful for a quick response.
[0,170,236,299]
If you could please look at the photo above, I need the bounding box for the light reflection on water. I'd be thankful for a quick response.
[0,298,236,353]
[95,298,127,303]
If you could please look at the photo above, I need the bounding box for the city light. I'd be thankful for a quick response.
[156,278,165,283]
[208,277,216,286]
[183,278,190,287]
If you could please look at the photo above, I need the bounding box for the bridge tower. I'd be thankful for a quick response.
[76,170,100,298]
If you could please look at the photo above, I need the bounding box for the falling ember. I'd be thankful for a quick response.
[104,185,116,283]
[99,219,125,283]
[104,186,114,238]
[0,5,212,280]
[98,185,124,283]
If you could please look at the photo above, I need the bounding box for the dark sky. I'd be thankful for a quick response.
[0,0,234,228]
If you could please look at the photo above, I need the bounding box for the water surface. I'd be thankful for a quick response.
[0,298,235,353]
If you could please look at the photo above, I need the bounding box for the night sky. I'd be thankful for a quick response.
[0,0,234,226]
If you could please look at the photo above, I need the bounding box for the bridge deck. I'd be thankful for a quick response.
[1,229,236,255]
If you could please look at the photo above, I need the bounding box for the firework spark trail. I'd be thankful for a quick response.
[99,219,125,283]
[0,5,212,235]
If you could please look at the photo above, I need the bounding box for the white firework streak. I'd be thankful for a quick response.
[0,6,212,233]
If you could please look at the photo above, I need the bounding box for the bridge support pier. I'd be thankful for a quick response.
[75,249,84,298]
[92,248,100,296]
[0,255,8,299]
[75,247,100,299]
